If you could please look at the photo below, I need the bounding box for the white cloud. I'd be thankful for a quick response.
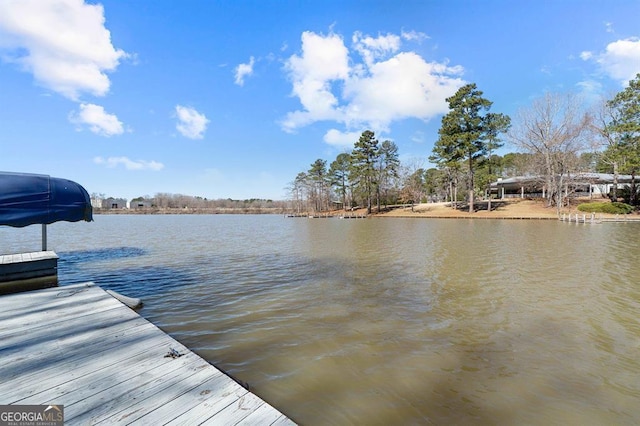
[281,30,465,139]
[604,22,614,34]
[539,65,551,75]
[401,30,429,42]
[343,52,464,130]
[0,0,127,100]
[352,32,401,67]
[234,56,255,86]
[323,129,363,147]
[281,31,350,132]
[69,103,124,136]
[94,156,164,171]
[582,37,640,84]
[175,105,209,139]
[580,51,593,60]
[576,79,603,103]
[410,130,426,144]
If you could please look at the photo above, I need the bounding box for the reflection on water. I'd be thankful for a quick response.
[2,215,640,424]
[59,247,147,264]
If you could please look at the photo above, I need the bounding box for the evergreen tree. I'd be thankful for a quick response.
[351,130,380,214]
[591,97,625,200]
[424,168,446,201]
[329,153,352,211]
[607,73,640,205]
[376,140,400,211]
[431,83,509,212]
[308,159,328,212]
[286,172,309,214]
[483,112,511,210]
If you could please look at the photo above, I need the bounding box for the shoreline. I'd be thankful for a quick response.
[377,199,640,220]
[93,199,640,221]
[377,199,559,219]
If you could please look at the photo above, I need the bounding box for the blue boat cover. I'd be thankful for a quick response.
[0,172,93,227]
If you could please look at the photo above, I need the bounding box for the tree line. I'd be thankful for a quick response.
[93,192,289,212]
[288,74,640,214]
[288,131,401,215]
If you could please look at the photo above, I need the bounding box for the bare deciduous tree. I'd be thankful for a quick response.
[398,158,426,208]
[508,92,590,213]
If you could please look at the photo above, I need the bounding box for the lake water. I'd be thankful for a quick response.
[2,215,640,424]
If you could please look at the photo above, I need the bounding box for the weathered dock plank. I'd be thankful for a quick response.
[68,352,208,424]
[0,321,160,400]
[0,251,58,293]
[0,308,158,380]
[0,283,295,425]
[0,295,121,336]
[117,372,243,425]
[235,401,293,426]
[0,284,100,317]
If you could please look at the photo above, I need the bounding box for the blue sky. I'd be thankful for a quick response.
[1,0,639,201]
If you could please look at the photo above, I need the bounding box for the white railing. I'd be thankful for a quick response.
[560,213,600,224]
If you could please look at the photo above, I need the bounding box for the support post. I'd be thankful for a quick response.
[42,224,47,251]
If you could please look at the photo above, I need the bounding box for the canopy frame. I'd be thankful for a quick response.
[0,172,93,251]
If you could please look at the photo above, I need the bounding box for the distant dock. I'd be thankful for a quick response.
[285,213,368,219]
[560,213,602,224]
[560,213,640,224]
[0,282,295,425]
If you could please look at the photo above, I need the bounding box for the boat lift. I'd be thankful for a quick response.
[0,172,93,293]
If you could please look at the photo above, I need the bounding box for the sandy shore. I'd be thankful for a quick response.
[375,199,625,220]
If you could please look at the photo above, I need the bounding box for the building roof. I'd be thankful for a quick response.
[491,173,635,189]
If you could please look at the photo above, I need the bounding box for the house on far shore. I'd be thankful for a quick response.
[90,197,103,210]
[490,173,634,199]
[102,197,128,209]
[130,199,152,209]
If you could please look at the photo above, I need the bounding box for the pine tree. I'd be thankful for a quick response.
[329,153,352,211]
[431,83,509,212]
[351,130,380,214]
[607,73,640,205]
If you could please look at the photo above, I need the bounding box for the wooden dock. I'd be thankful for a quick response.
[0,251,59,294]
[560,213,640,224]
[0,282,295,425]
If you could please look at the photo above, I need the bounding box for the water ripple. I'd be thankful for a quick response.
[8,215,639,424]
